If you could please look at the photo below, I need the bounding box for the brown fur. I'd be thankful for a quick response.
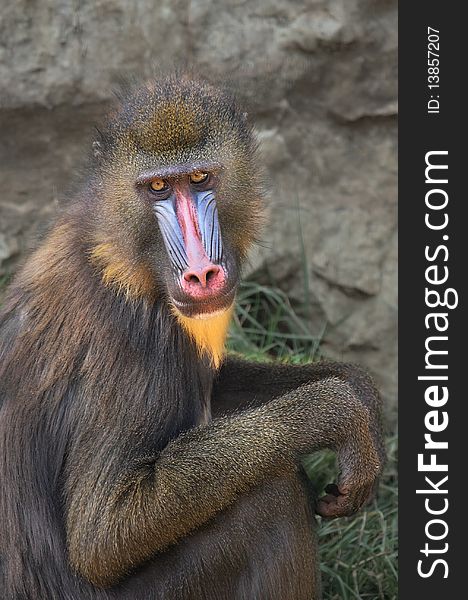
[0,76,384,600]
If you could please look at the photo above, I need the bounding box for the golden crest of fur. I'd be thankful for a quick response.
[89,242,155,301]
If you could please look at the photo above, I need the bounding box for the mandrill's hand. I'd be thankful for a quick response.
[316,431,383,518]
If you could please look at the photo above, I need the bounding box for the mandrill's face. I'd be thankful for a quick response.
[90,77,264,328]
[137,165,238,319]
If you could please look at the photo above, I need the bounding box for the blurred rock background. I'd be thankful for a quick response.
[0,0,397,411]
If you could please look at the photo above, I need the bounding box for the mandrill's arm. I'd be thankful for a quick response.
[66,368,383,588]
[213,355,382,418]
[212,355,385,511]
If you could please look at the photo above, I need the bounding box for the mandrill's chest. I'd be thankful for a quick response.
[114,346,215,450]
[76,300,218,450]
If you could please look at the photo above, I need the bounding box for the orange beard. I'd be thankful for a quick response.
[173,305,234,368]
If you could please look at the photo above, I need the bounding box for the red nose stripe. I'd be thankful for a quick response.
[175,189,210,269]
[175,188,226,297]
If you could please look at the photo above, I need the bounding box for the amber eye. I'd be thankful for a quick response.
[190,171,209,184]
[149,178,168,192]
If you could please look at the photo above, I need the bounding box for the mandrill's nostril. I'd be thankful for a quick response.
[205,268,217,283]
[183,264,223,289]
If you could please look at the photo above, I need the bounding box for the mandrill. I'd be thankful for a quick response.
[0,75,384,600]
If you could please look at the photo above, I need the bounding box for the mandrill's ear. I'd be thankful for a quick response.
[92,125,109,162]
[92,140,103,160]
